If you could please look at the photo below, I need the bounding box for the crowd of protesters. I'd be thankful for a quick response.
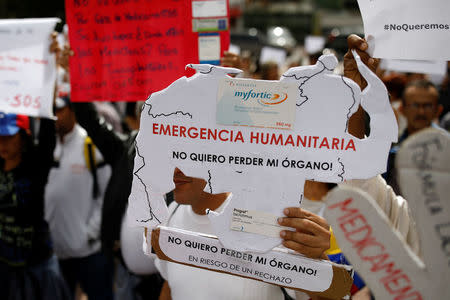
[0,20,448,300]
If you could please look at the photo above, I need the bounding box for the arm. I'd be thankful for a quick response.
[340,175,420,256]
[159,281,171,300]
[72,102,128,165]
[344,35,380,139]
[36,118,56,179]
[278,208,335,300]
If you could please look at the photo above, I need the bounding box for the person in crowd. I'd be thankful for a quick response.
[384,79,445,194]
[72,101,164,300]
[44,91,114,300]
[382,72,408,135]
[0,112,71,299]
[154,167,331,300]
[56,36,163,299]
[260,61,280,80]
[120,35,382,300]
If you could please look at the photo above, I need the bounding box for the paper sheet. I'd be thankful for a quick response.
[259,47,287,66]
[0,18,59,118]
[380,59,447,76]
[304,36,326,55]
[357,0,450,60]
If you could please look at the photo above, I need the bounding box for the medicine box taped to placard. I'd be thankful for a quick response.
[216,78,297,130]
[127,51,398,253]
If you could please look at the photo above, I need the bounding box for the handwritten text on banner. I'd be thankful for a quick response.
[0,18,60,118]
[65,0,229,102]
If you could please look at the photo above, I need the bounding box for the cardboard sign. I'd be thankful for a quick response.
[357,0,450,60]
[128,50,398,253]
[0,18,60,118]
[324,127,450,299]
[65,0,229,102]
[151,226,353,299]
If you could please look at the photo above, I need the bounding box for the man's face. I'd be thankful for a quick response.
[55,106,76,137]
[402,86,441,134]
[172,167,207,205]
[0,133,23,161]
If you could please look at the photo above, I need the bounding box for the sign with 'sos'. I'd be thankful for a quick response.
[0,18,60,118]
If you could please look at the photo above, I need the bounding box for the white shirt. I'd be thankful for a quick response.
[155,202,284,300]
[45,124,111,259]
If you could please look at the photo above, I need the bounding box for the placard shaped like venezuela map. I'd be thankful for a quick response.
[128,51,398,252]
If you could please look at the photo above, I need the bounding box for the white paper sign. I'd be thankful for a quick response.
[157,226,334,292]
[228,43,240,55]
[199,33,221,63]
[128,51,398,253]
[259,47,287,66]
[325,127,450,299]
[357,0,450,60]
[192,0,227,18]
[0,18,60,118]
[380,59,447,76]
[305,36,326,55]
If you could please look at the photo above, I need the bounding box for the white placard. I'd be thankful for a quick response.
[380,59,447,76]
[325,128,450,299]
[228,43,240,55]
[0,18,60,118]
[128,52,398,253]
[305,36,326,55]
[259,46,287,66]
[192,0,227,18]
[357,0,450,60]
[199,34,221,63]
[157,226,335,292]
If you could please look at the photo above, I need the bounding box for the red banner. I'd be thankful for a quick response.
[65,0,229,102]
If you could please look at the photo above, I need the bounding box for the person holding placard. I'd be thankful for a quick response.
[153,166,331,300]
[44,91,115,300]
[384,79,445,194]
[0,113,70,299]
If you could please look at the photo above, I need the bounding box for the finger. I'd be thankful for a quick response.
[352,50,384,89]
[278,217,326,236]
[370,58,381,71]
[281,230,329,250]
[282,240,324,259]
[283,207,329,230]
[347,34,368,51]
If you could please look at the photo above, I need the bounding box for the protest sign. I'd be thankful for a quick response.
[304,36,325,55]
[324,127,450,299]
[65,0,230,102]
[150,226,353,299]
[0,18,60,118]
[380,59,447,76]
[357,0,450,60]
[259,46,287,66]
[128,50,398,253]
